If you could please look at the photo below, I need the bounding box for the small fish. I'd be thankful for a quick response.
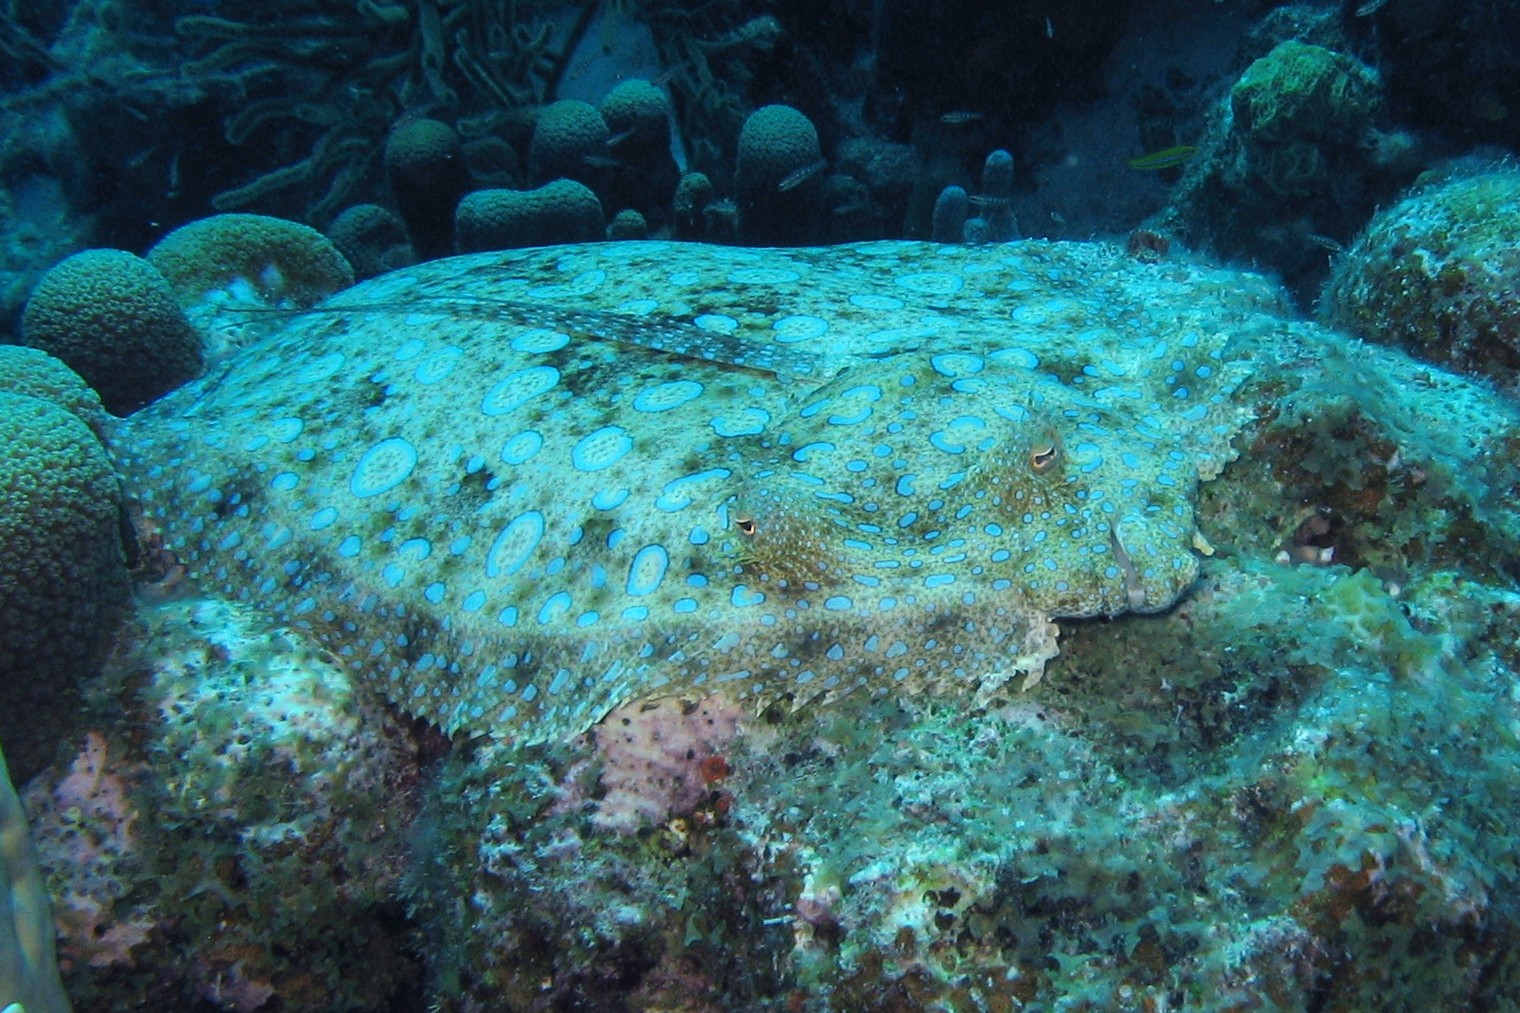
[1126,145,1198,171]
[939,111,984,125]
[968,194,1011,208]
[581,154,623,169]
[1354,0,1388,16]
[1045,14,1054,38]
[777,159,827,192]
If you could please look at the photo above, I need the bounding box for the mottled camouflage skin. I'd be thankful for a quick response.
[109,240,1264,741]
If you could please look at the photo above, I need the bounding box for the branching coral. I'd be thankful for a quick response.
[1,0,776,231]
[639,8,782,178]
[150,0,612,222]
[180,0,772,222]
[172,0,523,222]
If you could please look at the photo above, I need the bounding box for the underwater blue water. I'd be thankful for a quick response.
[3,1,1520,1010]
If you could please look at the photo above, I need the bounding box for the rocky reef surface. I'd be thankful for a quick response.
[14,236,1520,1011]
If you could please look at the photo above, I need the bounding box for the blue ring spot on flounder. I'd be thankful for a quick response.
[350,437,418,498]
[774,315,829,343]
[571,425,634,472]
[487,511,544,578]
[500,430,544,465]
[415,346,463,383]
[510,328,571,353]
[481,366,560,416]
[711,407,771,438]
[626,544,670,596]
[633,380,704,412]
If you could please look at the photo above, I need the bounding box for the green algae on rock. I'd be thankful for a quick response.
[1321,165,1520,393]
[105,240,1268,744]
[62,238,1520,1010]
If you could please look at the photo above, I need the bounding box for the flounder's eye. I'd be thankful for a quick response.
[1029,432,1062,473]
[735,516,757,536]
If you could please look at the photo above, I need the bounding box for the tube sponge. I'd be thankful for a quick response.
[0,745,71,1013]
[20,249,202,415]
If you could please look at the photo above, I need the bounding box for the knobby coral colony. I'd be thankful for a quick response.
[108,240,1249,744]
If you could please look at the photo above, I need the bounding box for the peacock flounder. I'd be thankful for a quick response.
[107,240,1269,743]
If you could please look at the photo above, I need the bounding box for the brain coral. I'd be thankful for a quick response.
[1321,166,1520,391]
[0,391,129,780]
[528,99,610,187]
[598,79,680,227]
[146,213,355,363]
[735,104,825,245]
[599,79,670,143]
[20,248,203,414]
[672,171,715,240]
[328,203,416,281]
[0,343,108,436]
[383,118,469,261]
[148,212,355,310]
[454,179,604,252]
[607,208,647,240]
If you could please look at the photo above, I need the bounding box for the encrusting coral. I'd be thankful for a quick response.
[23,595,423,1007]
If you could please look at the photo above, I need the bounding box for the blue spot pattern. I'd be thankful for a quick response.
[107,240,1265,743]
